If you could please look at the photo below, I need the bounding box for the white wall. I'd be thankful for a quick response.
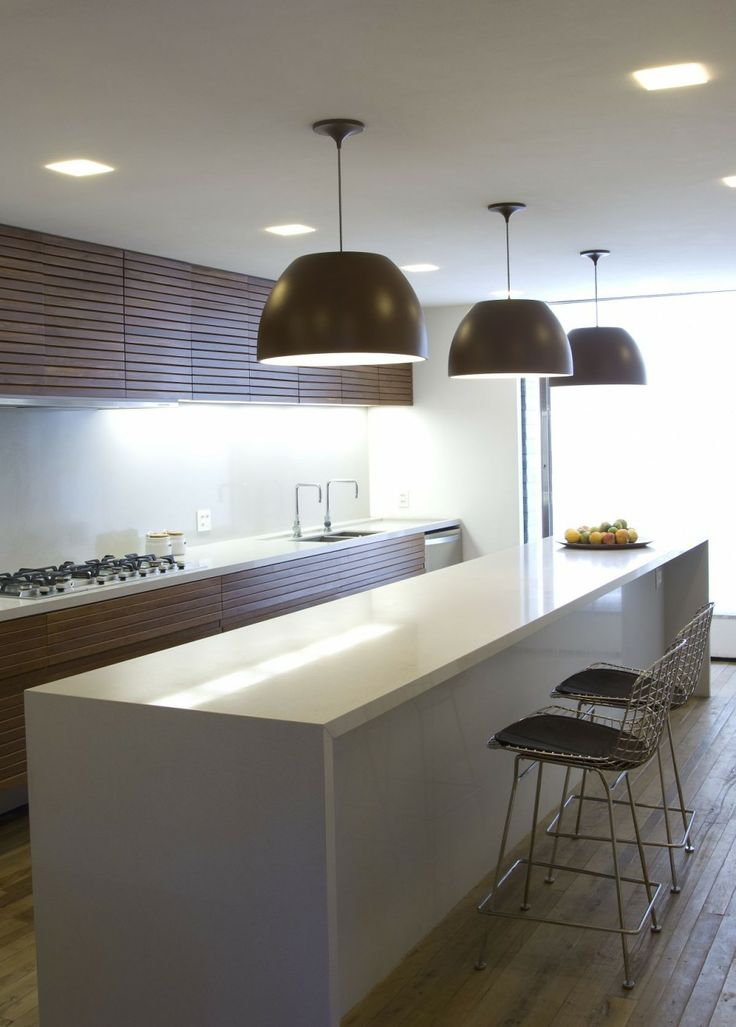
[368,304,522,559]
[0,404,369,568]
[1,306,524,570]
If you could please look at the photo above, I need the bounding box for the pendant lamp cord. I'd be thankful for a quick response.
[593,254,599,327]
[505,214,511,299]
[336,142,344,252]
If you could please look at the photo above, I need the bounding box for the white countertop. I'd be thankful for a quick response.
[0,517,458,623]
[30,534,706,736]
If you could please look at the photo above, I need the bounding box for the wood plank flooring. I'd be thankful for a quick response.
[344,662,736,1027]
[1,663,735,1026]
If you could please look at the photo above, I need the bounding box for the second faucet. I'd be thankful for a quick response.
[324,479,359,533]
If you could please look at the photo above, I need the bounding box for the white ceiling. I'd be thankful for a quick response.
[1,0,734,306]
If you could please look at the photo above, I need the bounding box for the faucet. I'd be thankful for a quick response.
[293,483,322,539]
[324,479,359,533]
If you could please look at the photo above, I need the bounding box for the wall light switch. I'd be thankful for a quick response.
[196,508,212,533]
[398,491,410,509]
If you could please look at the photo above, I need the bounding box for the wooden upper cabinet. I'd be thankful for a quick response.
[378,364,413,405]
[0,225,126,399]
[297,367,343,405]
[0,226,45,395]
[0,224,413,406]
[124,252,193,401]
[341,365,381,405]
[41,233,125,398]
[191,264,255,401]
[246,276,299,404]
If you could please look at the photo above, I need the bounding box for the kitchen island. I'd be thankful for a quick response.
[26,535,708,1026]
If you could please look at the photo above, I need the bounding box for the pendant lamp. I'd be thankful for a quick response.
[257,119,428,367]
[550,250,646,387]
[448,203,572,379]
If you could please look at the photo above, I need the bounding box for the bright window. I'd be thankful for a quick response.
[549,291,736,615]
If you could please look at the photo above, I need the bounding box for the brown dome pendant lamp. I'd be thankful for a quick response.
[550,249,646,387]
[257,119,428,367]
[448,202,573,379]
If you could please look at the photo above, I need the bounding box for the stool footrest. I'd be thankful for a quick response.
[546,792,696,850]
[479,857,662,937]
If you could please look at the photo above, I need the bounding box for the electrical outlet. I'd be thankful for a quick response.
[655,568,663,590]
[398,491,410,509]
[196,508,212,533]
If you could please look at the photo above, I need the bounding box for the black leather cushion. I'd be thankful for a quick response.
[493,713,620,758]
[554,666,637,703]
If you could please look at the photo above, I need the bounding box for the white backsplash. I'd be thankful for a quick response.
[0,404,370,568]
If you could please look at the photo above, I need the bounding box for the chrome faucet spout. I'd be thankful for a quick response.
[325,479,359,533]
[293,483,323,538]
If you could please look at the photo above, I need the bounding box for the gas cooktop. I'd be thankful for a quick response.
[0,553,189,600]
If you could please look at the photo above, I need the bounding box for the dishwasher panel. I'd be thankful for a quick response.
[424,527,462,572]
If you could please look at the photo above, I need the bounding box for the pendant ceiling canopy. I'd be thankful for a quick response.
[550,250,647,387]
[257,118,428,367]
[448,203,573,380]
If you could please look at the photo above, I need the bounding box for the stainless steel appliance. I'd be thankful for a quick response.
[424,527,462,572]
[0,553,188,600]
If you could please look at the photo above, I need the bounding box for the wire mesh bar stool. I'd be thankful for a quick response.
[545,603,713,894]
[475,639,687,990]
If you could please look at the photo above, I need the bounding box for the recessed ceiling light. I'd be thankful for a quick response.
[44,159,115,177]
[264,224,316,236]
[722,175,736,188]
[400,263,439,273]
[632,62,709,91]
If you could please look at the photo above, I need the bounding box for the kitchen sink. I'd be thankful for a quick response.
[328,530,379,537]
[300,530,380,543]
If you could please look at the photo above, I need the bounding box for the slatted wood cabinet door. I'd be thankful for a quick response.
[124,252,193,400]
[0,615,47,789]
[246,275,299,404]
[46,578,223,679]
[221,533,425,629]
[41,233,125,398]
[0,226,127,399]
[0,226,45,395]
[191,264,254,401]
[378,364,413,405]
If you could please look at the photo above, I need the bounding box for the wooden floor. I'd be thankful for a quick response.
[344,662,736,1027]
[2,663,736,1026]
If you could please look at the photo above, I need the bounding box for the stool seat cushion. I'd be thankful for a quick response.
[493,713,621,759]
[555,666,637,703]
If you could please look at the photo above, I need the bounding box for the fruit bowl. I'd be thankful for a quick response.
[559,539,651,550]
[559,519,649,549]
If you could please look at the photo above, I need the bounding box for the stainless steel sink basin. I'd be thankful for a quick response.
[329,530,379,537]
[300,530,380,543]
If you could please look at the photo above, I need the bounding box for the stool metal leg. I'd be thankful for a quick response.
[656,744,679,893]
[546,765,571,884]
[574,768,588,836]
[476,753,523,971]
[598,770,634,989]
[667,715,694,853]
[624,772,661,934]
[522,761,544,910]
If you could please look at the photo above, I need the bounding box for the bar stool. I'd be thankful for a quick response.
[476,638,687,989]
[547,602,713,894]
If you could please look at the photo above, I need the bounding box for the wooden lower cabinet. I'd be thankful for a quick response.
[1,533,426,790]
[0,616,48,789]
[46,577,223,679]
[222,533,425,629]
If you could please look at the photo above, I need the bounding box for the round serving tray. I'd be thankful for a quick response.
[558,540,652,550]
